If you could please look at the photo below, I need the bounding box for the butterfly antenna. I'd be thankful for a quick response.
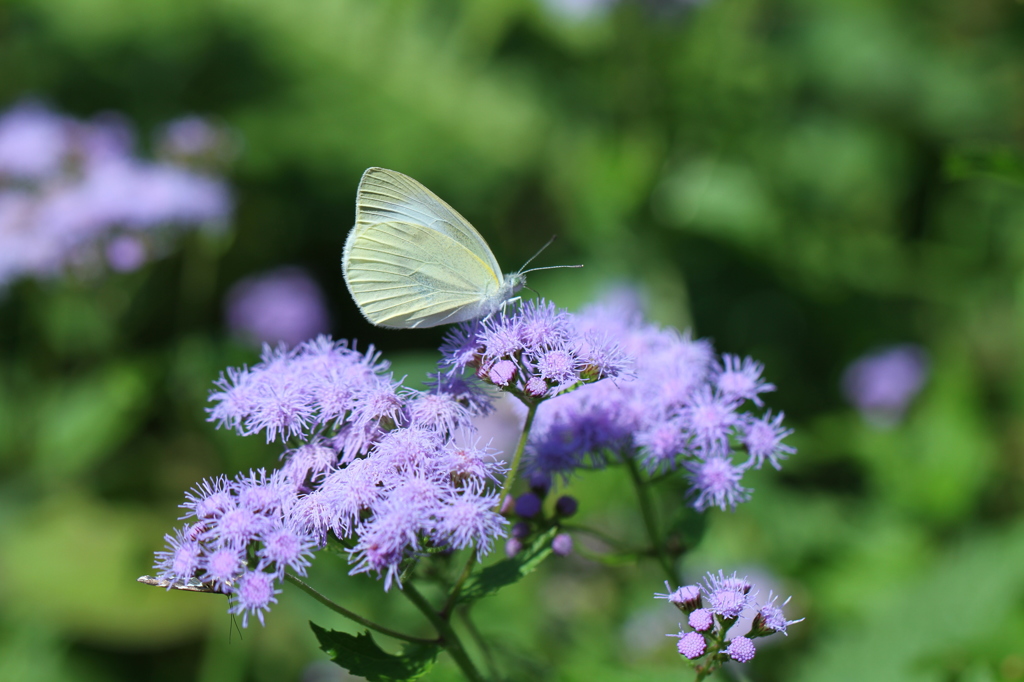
[520,231,561,268]
[517,235,583,275]
[520,264,584,274]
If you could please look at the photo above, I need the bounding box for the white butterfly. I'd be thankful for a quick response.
[342,168,530,329]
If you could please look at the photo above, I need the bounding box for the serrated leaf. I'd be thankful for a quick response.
[456,526,558,605]
[311,625,439,682]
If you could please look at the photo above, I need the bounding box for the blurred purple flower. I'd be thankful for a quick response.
[105,234,147,272]
[841,344,928,424]
[158,116,224,158]
[0,99,232,290]
[225,267,331,348]
[0,101,70,180]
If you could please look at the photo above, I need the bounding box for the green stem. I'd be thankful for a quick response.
[402,583,486,682]
[284,573,436,645]
[496,400,539,512]
[459,606,500,681]
[623,455,679,585]
[444,400,540,613]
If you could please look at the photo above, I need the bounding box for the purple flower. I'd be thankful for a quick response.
[519,300,573,349]
[0,101,69,180]
[684,456,751,512]
[105,234,148,272]
[688,608,713,632]
[636,416,689,472]
[229,569,280,627]
[726,636,756,663]
[505,537,523,558]
[202,546,245,589]
[438,321,484,376]
[715,354,775,406]
[751,592,804,637]
[347,512,417,591]
[741,410,795,470]
[407,389,476,435]
[488,359,518,387]
[157,115,233,162]
[179,475,235,521]
[280,439,338,486]
[433,485,506,557]
[152,528,202,585]
[225,267,331,348]
[702,570,754,619]
[207,338,393,445]
[708,590,747,620]
[841,344,928,423]
[551,532,573,556]
[679,387,741,455]
[258,520,318,577]
[675,631,706,659]
[656,582,703,612]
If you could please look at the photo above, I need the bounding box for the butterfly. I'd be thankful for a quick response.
[343,168,574,329]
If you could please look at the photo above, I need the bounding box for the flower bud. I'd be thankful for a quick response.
[514,492,542,519]
[551,533,573,556]
[554,495,578,517]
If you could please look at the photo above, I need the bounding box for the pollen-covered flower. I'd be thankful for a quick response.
[726,636,756,662]
[440,299,627,401]
[675,631,706,659]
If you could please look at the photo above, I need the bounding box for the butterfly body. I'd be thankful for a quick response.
[343,168,525,329]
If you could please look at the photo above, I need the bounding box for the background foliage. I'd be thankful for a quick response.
[2,0,1024,680]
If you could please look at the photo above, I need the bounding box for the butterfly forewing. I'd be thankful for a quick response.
[355,168,503,278]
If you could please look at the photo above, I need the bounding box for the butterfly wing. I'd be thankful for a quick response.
[354,168,503,278]
[344,220,504,328]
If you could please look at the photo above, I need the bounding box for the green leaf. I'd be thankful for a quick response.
[311,625,439,682]
[456,526,558,605]
[666,503,707,555]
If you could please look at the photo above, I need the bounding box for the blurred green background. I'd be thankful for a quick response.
[2,0,1024,680]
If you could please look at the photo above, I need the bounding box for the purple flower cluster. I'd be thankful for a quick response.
[520,295,794,511]
[658,571,802,665]
[153,469,313,627]
[439,299,629,401]
[0,100,231,289]
[155,335,507,622]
